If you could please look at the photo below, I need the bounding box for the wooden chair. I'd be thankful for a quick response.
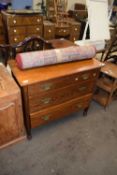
[101,27,117,63]
[11,36,49,58]
[93,27,117,107]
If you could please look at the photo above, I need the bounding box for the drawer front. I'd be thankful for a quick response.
[26,25,43,35]
[28,69,99,97]
[29,81,94,113]
[55,28,70,37]
[8,27,26,35]
[7,16,43,26]
[44,26,55,40]
[9,35,25,44]
[70,25,81,36]
[30,94,91,128]
[69,35,78,42]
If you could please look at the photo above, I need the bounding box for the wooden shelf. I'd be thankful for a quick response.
[96,76,116,93]
[93,89,109,106]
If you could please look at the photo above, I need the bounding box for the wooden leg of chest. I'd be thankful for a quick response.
[22,87,32,139]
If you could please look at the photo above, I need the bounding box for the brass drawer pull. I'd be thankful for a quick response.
[14,29,17,33]
[79,86,87,91]
[37,19,41,22]
[76,104,82,108]
[14,37,17,41]
[13,20,16,24]
[41,83,53,91]
[82,74,89,80]
[75,77,79,81]
[41,115,50,121]
[93,73,97,77]
[36,28,40,31]
[41,97,51,104]
[48,29,51,33]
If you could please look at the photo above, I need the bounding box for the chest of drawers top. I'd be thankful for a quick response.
[3,11,43,26]
[9,58,102,87]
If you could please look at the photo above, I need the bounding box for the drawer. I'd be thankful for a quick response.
[28,69,99,97]
[9,35,25,44]
[30,94,91,128]
[7,15,43,26]
[26,25,43,36]
[70,25,81,35]
[55,27,70,37]
[69,35,78,42]
[8,26,26,35]
[29,81,94,113]
[44,26,55,40]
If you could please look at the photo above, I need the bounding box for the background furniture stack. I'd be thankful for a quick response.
[2,10,43,44]
[0,64,25,149]
[46,0,81,41]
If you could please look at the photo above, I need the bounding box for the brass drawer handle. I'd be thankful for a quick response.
[76,104,82,108]
[36,28,40,31]
[73,37,76,41]
[14,29,17,33]
[41,115,50,121]
[82,74,89,80]
[48,29,51,33]
[41,97,51,104]
[93,73,97,77]
[75,77,79,81]
[13,20,16,24]
[79,86,87,91]
[37,19,41,22]
[40,83,53,91]
[14,37,17,41]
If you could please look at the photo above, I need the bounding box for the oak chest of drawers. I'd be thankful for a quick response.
[2,11,43,44]
[9,58,102,138]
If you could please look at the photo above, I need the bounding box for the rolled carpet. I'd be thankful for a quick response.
[16,45,96,69]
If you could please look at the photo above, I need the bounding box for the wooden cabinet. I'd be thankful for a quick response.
[0,65,25,149]
[9,57,102,138]
[43,21,55,40]
[69,21,81,41]
[2,11,43,44]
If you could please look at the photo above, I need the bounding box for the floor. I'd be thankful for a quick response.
[0,101,117,175]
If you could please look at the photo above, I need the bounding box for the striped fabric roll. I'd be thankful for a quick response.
[16,45,96,69]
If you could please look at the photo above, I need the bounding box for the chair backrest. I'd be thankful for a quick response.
[11,36,48,58]
[101,27,117,63]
